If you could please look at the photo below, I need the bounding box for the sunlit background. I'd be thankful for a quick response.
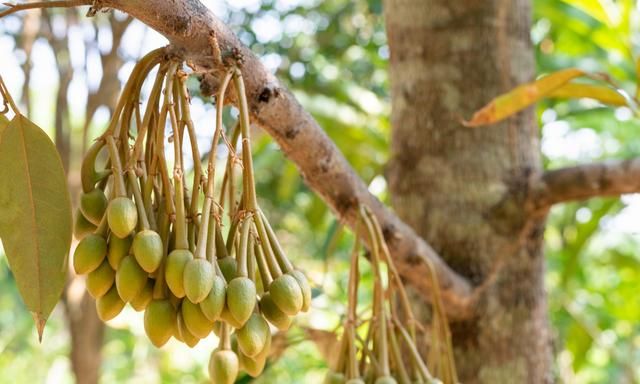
[0,0,639,383]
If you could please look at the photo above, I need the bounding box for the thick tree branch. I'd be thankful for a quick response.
[2,0,474,319]
[530,158,640,209]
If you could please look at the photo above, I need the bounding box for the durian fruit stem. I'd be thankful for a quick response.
[152,207,172,300]
[193,70,233,261]
[334,327,349,375]
[225,208,241,256]
[101,49,164,221]
[102,48,163,139]
[215,220,228,259]
[388,323,411,384]
[220,323,231,350]
[206,210,216,263]
[247,233,256,281]
[178,74,202,230]
[360,206,390,378]
[365,208,420,342]
[253,239,273,287]
[258,209,294,273]
[236,216,252,278]
[218,122,241,214]
[253,211,283,278]
[128,62,167,171]
[232,69,258,212]
[345,228,361,380]
[393,318,434,381]
[127,170,151,230]
[155,95,176,220]
[105,136,127,197]
[162,62,189,252]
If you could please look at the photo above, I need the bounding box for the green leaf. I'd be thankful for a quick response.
[0,115,72,341]
[561,0,613,27]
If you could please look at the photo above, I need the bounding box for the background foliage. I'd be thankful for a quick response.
[0,0,638,383]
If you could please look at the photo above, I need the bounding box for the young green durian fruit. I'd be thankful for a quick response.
[74,234,107,275]
[144,299,177,348]
[96,285,125,321]
[165,249,193,298]
[80,188,108,226]
[181,299,215,339]
[200,275,226,322]
[115,255,147,302]
[130,279,154,312]
[208,349,239,384]
[269,273,304,316]
[74,211,97,239]
[238,330,271,378]
[107,234,132,270]
[86,260,115,298]
[259,292,292,331]
[107,197,138,238]
[183,258,215,304]
[175,310,200,348]
[236,313,270,358]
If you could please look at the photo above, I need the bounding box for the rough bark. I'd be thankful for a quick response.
[529,158,640,210]
[62,282,104,384]
[384,1,552,383]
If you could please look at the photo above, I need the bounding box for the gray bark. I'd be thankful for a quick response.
[384,1,552,382]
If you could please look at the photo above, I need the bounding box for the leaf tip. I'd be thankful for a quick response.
[31,312,47,343]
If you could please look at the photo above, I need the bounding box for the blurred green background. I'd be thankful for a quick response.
[0,0,639,383]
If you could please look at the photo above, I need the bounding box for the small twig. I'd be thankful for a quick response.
[529,158,640,211]
[0,0,89,18]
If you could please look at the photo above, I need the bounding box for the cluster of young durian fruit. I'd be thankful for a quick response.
[71,48,311,383]
[324,207,459,384]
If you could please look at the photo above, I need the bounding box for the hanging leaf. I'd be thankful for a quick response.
[547,83,628,106]
[463,68,613,127]
[0,115,72,341]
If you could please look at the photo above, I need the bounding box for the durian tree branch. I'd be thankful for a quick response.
[1,0,474,320]
[0,0,86,18]
[529,158,640,211]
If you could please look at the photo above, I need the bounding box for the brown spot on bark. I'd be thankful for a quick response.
[258,87,272,102]
[164,14,191,35]
[334,193,358,215]
[406,252,422,266]
[382,223,397,243]
[285,127,299,140]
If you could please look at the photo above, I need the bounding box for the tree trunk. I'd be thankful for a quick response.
[385,1,552,383]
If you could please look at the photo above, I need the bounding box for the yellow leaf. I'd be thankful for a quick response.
[0,114,8,142]
[547,83,628,106]
[464,68,587,127]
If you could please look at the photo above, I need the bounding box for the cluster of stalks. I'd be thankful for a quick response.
[325,207,458,384]
[71,48,311,383]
